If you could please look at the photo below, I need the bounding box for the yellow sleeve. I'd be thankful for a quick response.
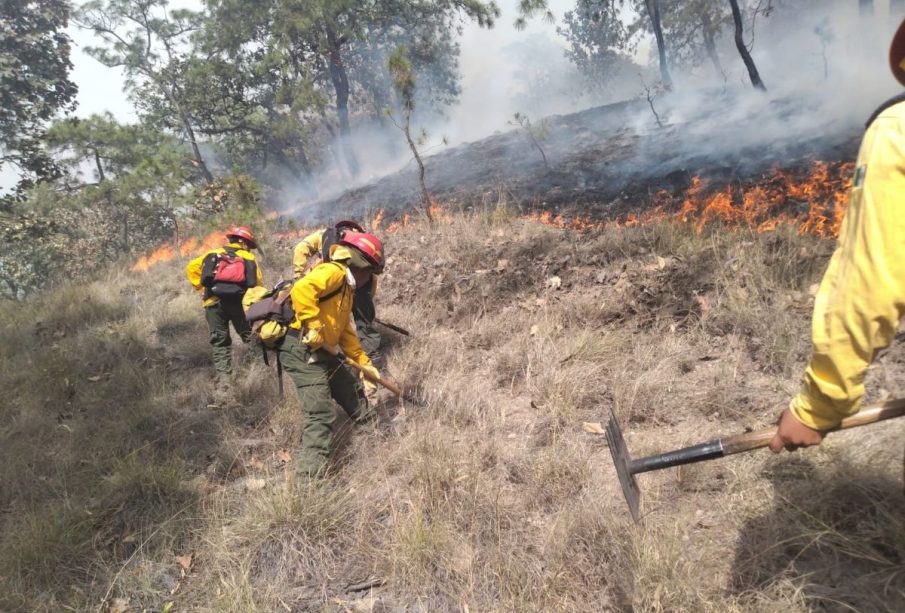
[185,253,206,290]
[340,318,371,367]
[289,262,340,329]
[252,254,263,287]
[790,104,905,430]
[292,229,325,277]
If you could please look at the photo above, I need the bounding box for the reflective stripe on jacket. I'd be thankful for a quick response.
[790,99,905,429]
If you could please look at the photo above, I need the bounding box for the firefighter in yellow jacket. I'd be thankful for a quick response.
[770,20,905,453]
[185,226,264,383]
[293,220,384,366]
[279,231,384,477]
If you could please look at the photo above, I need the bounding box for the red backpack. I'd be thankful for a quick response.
[200,246,257,298]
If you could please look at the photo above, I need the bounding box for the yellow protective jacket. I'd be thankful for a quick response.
[292,229,327,278]
[288,253,372,368]
[790,99,905,430]
[185,242,264,307]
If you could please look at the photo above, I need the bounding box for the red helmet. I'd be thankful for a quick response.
[891,18,905,86]
[339,231,385,273]
[226,226,257,248]
[335,220,365,234]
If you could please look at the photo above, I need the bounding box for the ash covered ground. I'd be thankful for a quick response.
[289,92,864,223]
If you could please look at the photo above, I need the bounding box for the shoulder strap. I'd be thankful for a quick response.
[866,93,905,129]
[317,261,347,304]
[223,245,238,258]
[321,228,339,261]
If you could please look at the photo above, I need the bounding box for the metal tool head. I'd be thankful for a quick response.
[605,409,641,522]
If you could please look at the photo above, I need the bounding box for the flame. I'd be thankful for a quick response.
[133,161,852,272]
[131,230,226,272]
[525,160,853,238]
[372,209,385,232]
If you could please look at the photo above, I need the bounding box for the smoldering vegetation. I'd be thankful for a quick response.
[280,1,899,225]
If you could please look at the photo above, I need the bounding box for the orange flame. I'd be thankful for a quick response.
[131,230,226,272]
[372,209,386,232]
[525,160,853,238]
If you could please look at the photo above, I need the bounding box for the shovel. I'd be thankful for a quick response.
[605,397,905,522]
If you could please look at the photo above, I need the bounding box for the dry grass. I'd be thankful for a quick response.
[1,206,903,612]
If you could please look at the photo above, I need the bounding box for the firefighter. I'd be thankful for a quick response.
[185,226,264,387]
[769,19,905,453]
[294,220,385,400]
[280,231,384,477]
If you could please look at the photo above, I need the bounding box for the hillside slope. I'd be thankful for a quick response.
[2,209,904,611]
[293,94,862,223]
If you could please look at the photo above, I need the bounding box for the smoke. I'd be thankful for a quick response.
[276,0,904,223]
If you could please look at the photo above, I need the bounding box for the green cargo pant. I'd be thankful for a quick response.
[204,297,252,377]
[353,283,382,367]
[278,337,366,477]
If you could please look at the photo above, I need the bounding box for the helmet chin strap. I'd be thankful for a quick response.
[345,265,358,289]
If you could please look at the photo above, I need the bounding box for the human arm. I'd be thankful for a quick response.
[773,108,905,451]
[292,229,325,278]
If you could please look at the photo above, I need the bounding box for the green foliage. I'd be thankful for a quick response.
[514,0,555,30]
[388,46,416,110]
[0,0,78,205]
[558,1,636,86]
[75,0,215,183]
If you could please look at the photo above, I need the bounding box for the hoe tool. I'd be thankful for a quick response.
[374,318,411,336]
[320,344,423,405]
[605,398,905,522]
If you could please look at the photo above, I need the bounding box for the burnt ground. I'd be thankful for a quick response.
[294,93,863,223]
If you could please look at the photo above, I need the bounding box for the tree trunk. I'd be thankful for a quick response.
[728,0,766,91]
[403,107,433,223]
[326,25,360,177]
[156,77,215,184]
[91,146,106,182]
[180,113,215,184]
[121,213,129,254]
[644,0,672,88]
[701,11,724,79]
[858,0,873,15]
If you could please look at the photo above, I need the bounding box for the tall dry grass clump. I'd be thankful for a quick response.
[1,204,903,611]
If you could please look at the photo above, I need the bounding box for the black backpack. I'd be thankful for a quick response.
[200,246,257,298]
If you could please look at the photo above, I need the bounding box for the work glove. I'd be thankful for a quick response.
[302,324,325,349]
[360,370,379,397]
[359,363,380,384]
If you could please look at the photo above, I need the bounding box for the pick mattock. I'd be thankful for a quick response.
[319,344,423,406]
[605,397,905,522]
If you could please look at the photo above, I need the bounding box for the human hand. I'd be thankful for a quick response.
[768,408,825,453]
[360,364,380,383]
[302,325,325,348]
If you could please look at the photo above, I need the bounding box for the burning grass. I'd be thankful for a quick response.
[2,203,904,611]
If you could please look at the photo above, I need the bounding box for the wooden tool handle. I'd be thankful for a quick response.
[319,344,405,398]
[722,397,905,454]
[629,397,905,475]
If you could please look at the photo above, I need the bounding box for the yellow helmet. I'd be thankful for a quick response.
[891,18,905,86]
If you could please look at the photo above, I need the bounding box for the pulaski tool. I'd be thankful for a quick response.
[605,398,905,522]
[320,344,423,405]
[374,318,411,336]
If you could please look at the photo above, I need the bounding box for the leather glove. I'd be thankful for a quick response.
[302,324,325,349]
[360,371,379,396]
[359,363,380,384]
